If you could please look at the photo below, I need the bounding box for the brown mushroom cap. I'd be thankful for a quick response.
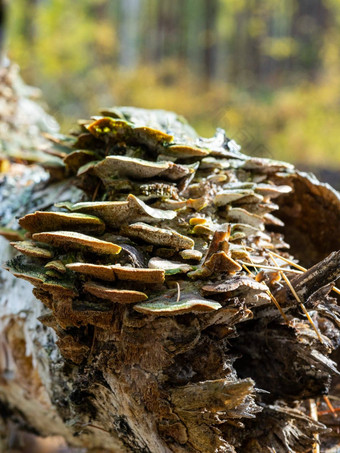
[133,126,174,146]
[11,272,43,286]
[255,183,292,198]
[41,281,78,298]
[134,296,222,316]
[166,144,210,158]
[179,249,203,261]
[202,276,268,295]
[11,241,53,259]
[32,231,122,255]
[227,208,264,229]
[63,150,98,173]
[56,200,130,227]
[148,257,193,274]
[19,211,105,235]
[56,194,175,228]
[263,213,284,227]
[66,263,116,281]
[86,117,174,150]
[0,228,24,241]
[94,155,192,181]
[83,281,148,303]
[214,190,254,207]
[241,157,294,173]
[45,260,67,273]
[67,262,165,283]
[204,251,242,274]
[110,265,165,283]
[121,222,194,250]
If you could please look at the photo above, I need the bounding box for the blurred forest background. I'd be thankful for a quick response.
[4,0,340,179]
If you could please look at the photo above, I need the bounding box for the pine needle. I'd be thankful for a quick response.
[318,407,340,416]
[242,263,254,277]
[92,181,101,201]
[269,253,324,344]
[309,399,320,453]
[323,395,338,418]
[88,326,97,362]
[242,263,289,324]
[175,282,181,302]
[269,250,307,272]
[269,250,340,296]
[240,262,302,274]
[240,243,290,324]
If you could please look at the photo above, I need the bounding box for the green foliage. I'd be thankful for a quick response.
[6,0,340,168]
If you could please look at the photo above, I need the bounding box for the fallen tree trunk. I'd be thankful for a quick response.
[0,103,339,453]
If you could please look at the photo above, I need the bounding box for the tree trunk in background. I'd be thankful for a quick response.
[22,0,38,46]
[119,0,141,69]
[203,0,218,87]
[0,0,5,65]
[291,0,330,77]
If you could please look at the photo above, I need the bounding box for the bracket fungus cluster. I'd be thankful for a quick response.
[3,107,340,452]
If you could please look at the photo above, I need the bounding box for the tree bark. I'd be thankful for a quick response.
[0,102,339,452]
[1,168,339,452]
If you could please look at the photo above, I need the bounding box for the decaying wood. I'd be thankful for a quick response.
[275,172,340,267]
[0,104,339,453]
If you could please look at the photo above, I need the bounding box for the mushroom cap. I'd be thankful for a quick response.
[56,194,175,228]
[94,155,192,181]
[32,231,122,255]
[86,117,174,150]
[5,258,77,296]
[19,211,105,234]
[165,144,210,158]
[204,251,242,274]
[11,240,53,259]
[134,296,222,316]
[189,218,207,226]
[179,249,203,261]
[255,183,292,198]
[83,281,148,303]
[66,263,116,281]
[243,157,295,172]
[121,222,194,250]
[202,276,268,295]
[110,265,165,283]
[148,257,194,275]
[63,150,99,173]
[214,190,254,207]
[227,208,264,229]
[45,260,67,273]
[67,262,165,283]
